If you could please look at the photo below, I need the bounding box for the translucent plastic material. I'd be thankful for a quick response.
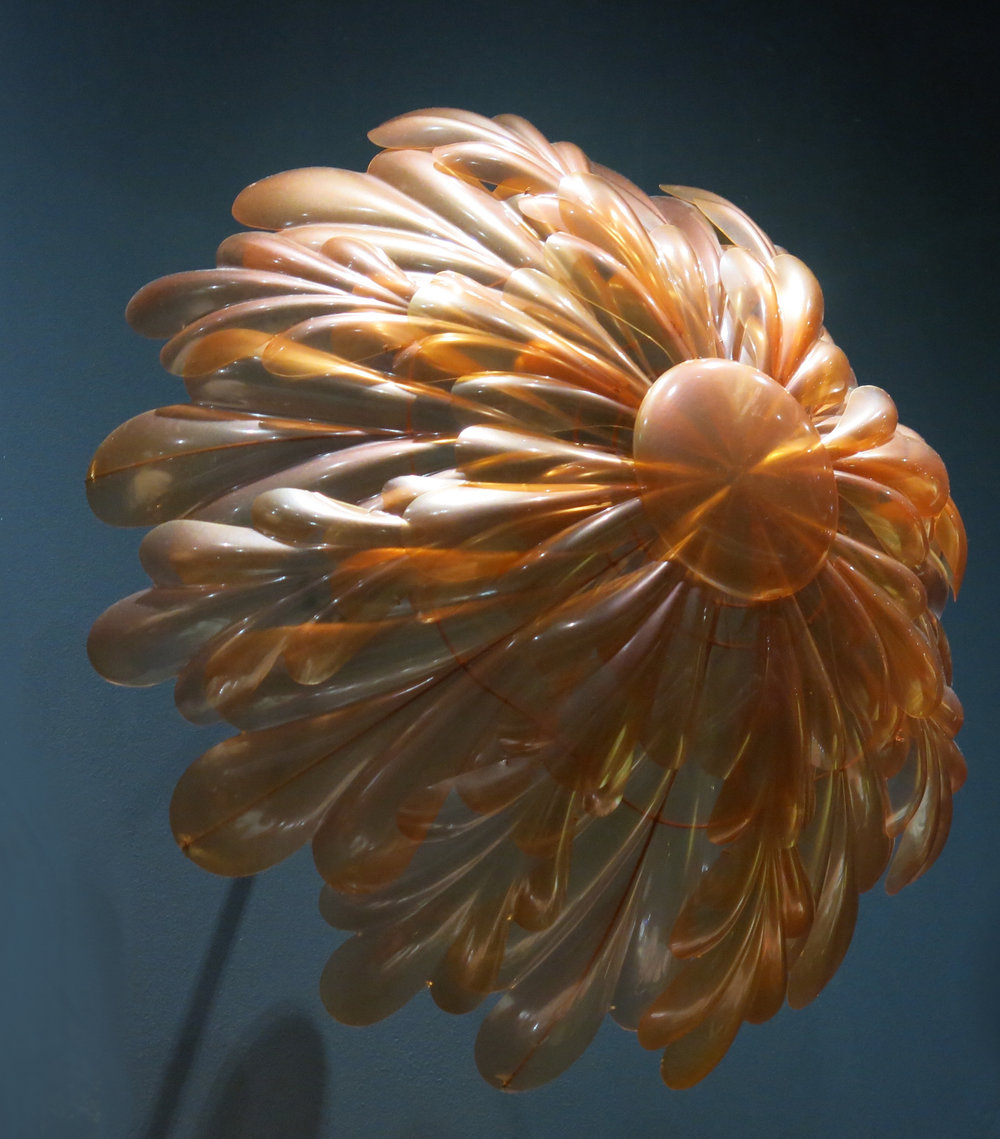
[87,108,967,1091]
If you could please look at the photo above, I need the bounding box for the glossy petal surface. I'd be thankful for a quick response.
[634,359,837,600]
[88,107,967,1092]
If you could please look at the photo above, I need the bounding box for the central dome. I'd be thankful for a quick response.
[633,358,838,601]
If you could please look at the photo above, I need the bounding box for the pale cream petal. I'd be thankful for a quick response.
[660,184,777,261]
[368,106,516,151]
[368,149,545,269]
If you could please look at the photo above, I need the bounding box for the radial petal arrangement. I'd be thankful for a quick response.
[87,107,967,1090]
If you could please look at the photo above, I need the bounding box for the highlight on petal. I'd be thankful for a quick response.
[87,108,967,1092]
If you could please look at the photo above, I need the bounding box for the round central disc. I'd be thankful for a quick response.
[634,358,837,600]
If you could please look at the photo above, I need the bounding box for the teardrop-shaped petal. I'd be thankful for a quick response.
[822,385,898,459]
[661,185,777,262]
[369,107,516,151]
[87,405,351,526]
[368,149,545,269]
[87,107,966,1096]
[770,253,824,381]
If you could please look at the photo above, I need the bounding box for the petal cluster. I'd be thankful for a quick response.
[87,108,967,1089]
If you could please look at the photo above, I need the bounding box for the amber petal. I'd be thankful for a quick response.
[476,796,671,1090]
[87,107,967,1094]
[169,699,403,874]
[720,247,780,375]
[233,166,465,240]
[822,385,898,459]
[835,470,929,568]
[368,149,544,269]
[769,253,824,382]
[784,336,854,415]
[87,578,301,687]
[610,814,715,1029]
[433,141,562,196]
[126,269,344,339]
[837,429,950,517]
[933,496,968,595]
[321,898,467,1025]
[216,231,408,302]
[886,724,962,893]
[787,774,858,1007]
[660,185,777,262]
[368,107,517,152]
[137,519,321,586]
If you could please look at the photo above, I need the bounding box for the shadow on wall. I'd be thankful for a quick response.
[144,878,256,1139]
[135,872,329,1139]
[194,1012,328,1139]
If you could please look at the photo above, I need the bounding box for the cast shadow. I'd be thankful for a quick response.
[144,877,254,1139]
[194,1012,328,1139]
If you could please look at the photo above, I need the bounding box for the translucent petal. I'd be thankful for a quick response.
[87,405,356,526]
[769,253,824,381]
[660,185,777,262]
[233,166,468,241]
[126,269,345,339]
[368,149,545,269]
[933,496,968,595]
[720,247,779,374]
[835,470,929,568]
[433,141,562,196]
[785,335,855,414]
[170,698,402,874]
[368,107,518,152]
[138,519,323,585]
[87,107,967,1094]
[216,231,410,302]
[837,428,950,517]
[822,385,898,459]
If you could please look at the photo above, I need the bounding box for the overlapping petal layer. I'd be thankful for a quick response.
[88,108,966,1089]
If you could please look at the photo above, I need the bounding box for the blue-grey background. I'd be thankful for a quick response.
[3,2,997,1136]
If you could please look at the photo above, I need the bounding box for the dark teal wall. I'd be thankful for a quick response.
[3,3,997,1136]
